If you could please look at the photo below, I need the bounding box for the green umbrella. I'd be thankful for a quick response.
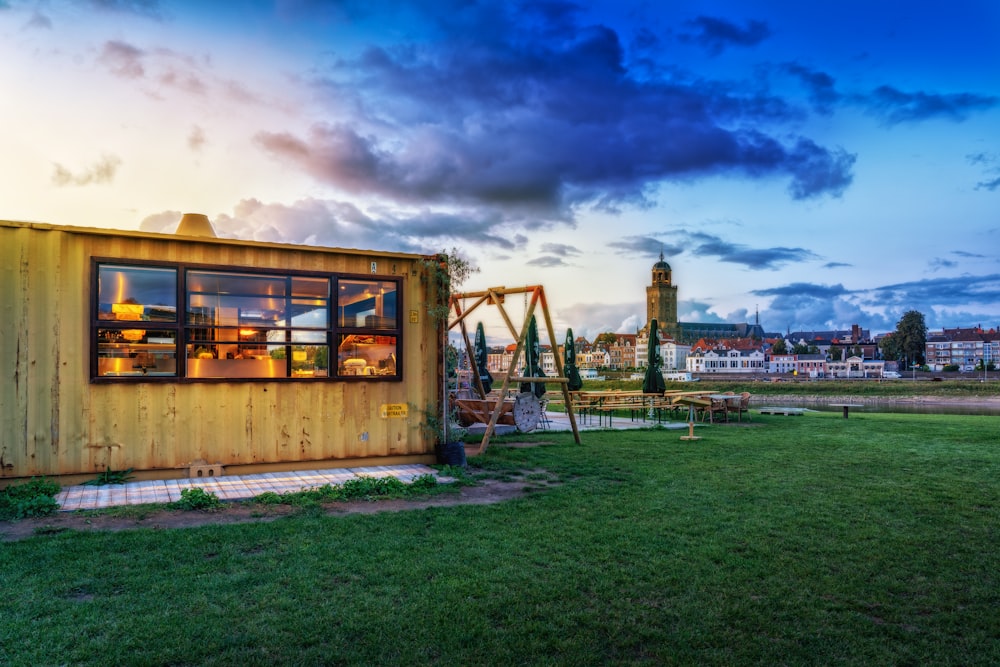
[520,315,546,398]
[643,319,666,394]
[564,328,583,392]
[474,321,492,394]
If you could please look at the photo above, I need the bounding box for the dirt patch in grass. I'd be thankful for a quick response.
[479,440,558,449]
[1,477,534,543]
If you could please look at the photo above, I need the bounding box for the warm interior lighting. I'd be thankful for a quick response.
[239,329,257,336]
[115,271,127,304]
[111,303,144,320]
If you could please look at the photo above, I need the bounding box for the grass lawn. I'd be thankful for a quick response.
[2,412,998,665]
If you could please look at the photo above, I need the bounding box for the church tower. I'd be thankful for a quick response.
[646,251,679,338]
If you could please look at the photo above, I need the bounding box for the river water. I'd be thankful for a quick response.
[749,395,1000,417]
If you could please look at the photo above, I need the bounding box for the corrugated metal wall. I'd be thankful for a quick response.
[0,222,442,480]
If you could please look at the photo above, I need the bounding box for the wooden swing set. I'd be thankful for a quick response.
[447,285,582,455]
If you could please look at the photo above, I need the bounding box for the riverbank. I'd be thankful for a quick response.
[750,394,1000,408]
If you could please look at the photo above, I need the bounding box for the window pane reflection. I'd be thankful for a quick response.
[96,328,177,376]
[338,334,397,377]
[98,265,177,322]
[338,280,397,328]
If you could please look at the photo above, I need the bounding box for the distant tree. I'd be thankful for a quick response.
[893,310,928,366]
[771,339,787,355]
[878,333,900,361]
[594,332,617,348]
[792,342,818,355]
[829,347,843,361]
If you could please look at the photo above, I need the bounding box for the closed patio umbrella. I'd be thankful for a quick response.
[474,321,492,395]
[520,315,546,398]
[564,328,583,392]
[643,319,666,394]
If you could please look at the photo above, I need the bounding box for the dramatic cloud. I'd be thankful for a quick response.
[754,283,878,332]
[678,16,771,55]
[678,299,727,324]
[754,283,851,299]
[864,85,998,124]
[138,198,535,253]
[51,154,122,186]
[929,257,958,271]
[95,39,267,104]
[870,274,1000,307]
[557,301,645,340]
[753,275,1000,334]
[679,232,821,270]
[526,255,568,268]
[258,5,855,225]
[609,232,819,271]
[968,151,1000,191]
[607,236,686,259]
[976,177,1000,192]
[138,210,181,233]
[781,63,839,114]
[783,139,855,199]
[538,242,582,257]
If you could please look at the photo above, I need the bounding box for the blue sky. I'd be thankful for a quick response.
[2,0,998,341]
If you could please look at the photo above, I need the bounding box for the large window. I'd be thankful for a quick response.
[92,262,401,382]
[95,265,179,377]
[335,279,399,378]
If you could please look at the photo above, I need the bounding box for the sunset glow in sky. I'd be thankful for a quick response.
[2,0,998,340]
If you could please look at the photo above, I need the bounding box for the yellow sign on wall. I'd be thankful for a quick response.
[380,403,409,418]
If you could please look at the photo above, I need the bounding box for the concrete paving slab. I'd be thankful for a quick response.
[54,464,446,512]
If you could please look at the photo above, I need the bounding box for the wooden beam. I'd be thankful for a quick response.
[536,286,581,443]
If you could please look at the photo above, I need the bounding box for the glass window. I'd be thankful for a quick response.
[94,264,400,381]
[338,280,397,328]
[337,334,397,377]
[96,328,178,377]
[185,270,332,380]
[94,264,179,378]
[97,265,177,322]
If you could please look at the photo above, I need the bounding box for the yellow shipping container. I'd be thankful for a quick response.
[0,219,445,484]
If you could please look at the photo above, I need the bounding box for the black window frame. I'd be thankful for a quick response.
[90,258,403,383]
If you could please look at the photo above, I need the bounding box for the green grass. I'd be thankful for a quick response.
[2,412,998,665]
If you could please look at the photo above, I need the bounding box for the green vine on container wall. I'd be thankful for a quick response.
[420,248,478,324]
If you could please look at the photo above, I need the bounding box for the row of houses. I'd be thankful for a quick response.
[483,330,891,378]
[925,327,999,371]
[481,322,999,379]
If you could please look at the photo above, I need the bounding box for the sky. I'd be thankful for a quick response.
[2,0,999,344]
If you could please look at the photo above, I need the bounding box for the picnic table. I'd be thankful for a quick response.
[829,403,863,418]
[570,390,673,426]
